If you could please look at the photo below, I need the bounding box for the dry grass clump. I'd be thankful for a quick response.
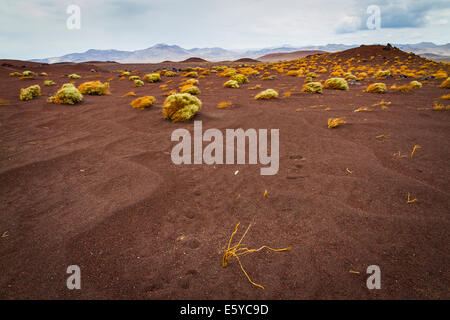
[9,72,22,77]
[44,80,56,86]
[231,74,249,84]
[217,101,233,109]
[286,70,299,76]
[162,93,202,122]
[433,71,448,79]
[224,80,239,88]
[440,94,450,100]
[219,68,237,77]
[143,73,161,83]
[255,89,278,100]
[248,84,261,90]
[129,75,140,81]
[222,222,291,289]
[77,81,110,95]
[180,84,201,95]
[323,78,349,90]
[439,77,450,89]
[432,103,450,111]
[22,71,34,77]
[48,84,83,105]
[40,72,48,76]
[183,78,199,86]
[366,83,387,93]
[328,117,346,128]
[68,74,81,79]
[122,91,136,97]
[130,96,156,110]
[19,85,41,101]
[409,80,422,89]
[302,82,323,94]
[164,71,177,77]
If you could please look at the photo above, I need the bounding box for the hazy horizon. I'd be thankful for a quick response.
[1,0,450,60]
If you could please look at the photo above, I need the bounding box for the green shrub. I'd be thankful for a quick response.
[22,71,34,77]
[44,80,56,86]
[19,85,41,101]
[163,93,202,122]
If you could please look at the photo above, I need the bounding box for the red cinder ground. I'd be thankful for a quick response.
[0,46,449,299]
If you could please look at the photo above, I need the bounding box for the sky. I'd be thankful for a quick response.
[1,0,449,60]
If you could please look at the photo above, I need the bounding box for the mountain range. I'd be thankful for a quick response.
[30,42,450,64]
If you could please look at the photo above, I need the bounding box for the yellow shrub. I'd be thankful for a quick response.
[180,84,200,95]
[366,83,387,93]
[374,70,391,79]
[68,74,81,79]
[19,85,41,101]
[231,74,249,84]
[255,89,278,100]
[10,72,22,77]
[165,71,176,77]
[323,78,349,90]
[184,71,198,78]
[77,81,110,95]
[48,83,83,105]
[143,73,161,83]
[302,82,323,94]
[219,68,237,77]
[432,103,450,111]
[22,71,34,77]
[440,94,450,100]
[130,96,156,110]
[433,71,448,79]
[223,80,239,88]
[44,80,56,86]
[122,91,136,97]
[134,79,144,87]
[163,93,202,122]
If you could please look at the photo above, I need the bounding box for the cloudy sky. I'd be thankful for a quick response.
[1,0,449,60]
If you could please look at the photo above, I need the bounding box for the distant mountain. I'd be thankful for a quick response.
[258,50,327,62]
[29,42,450,64]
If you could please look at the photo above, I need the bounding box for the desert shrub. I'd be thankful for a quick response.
[323,78,349,90]
[286,70,299,76]
[433,71,448,79]
[440,94,450,100]
[184,78,199,85]
[165,71,176,77]
[184,71,198,78]
[223,80,239,88]
[19,85,41,101]
[162,93,202,122]
[328,117,346,128]
[48,83,83,105]
[366,83,387,93]
[239,67,259,76]
[390,84,411,92]
[357,72,367,80]
[180,84,201,95]
[374,70,391,78]
[22,71,34,77]
[10,72,22,77]
[345,73,357,80]
[77,81,110,95]
[432,103,450,111]
[129,75,140,81]
[307,72,317,78]
[40,72,48,76]
[231,74,249,84]
[219,68,237,77]
[439,77,450,89]
[44,80,56,86]
[121,71,131,76]
[255,89,278,100]
[409,80,422,89]
[68,74,81,79]
[134,79,144,87]
[304,76,313,83]
[302,82,323,94]
[122,91,136,97]
[143,73,161,83]
[130,96,156,110]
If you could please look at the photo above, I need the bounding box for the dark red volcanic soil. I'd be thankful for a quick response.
[0,46,449,299]
[258,50,327,62]
[234,58,260,63]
